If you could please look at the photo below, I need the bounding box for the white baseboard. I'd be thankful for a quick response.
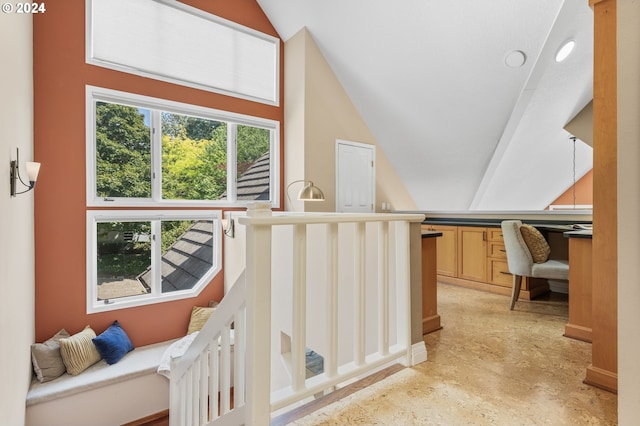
[411,341,428,365]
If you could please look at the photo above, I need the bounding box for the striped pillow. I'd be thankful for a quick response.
[59,326,102,375]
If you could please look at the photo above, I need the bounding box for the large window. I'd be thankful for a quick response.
[85,86,278,312]
[86,85,279,207]
[87,210,221,313]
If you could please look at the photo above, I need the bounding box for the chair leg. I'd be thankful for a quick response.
[510,275,523,310]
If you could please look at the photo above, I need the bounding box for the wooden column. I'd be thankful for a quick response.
[588,0,618,393]
[564,234,593,343]
[421,232,442,334]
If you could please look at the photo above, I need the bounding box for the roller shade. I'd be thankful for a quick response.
[87,0,279,105]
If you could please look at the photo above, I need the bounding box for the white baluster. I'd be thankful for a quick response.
[378,221,390,356]
[199,354,207,424]
[234,307,246,406]
[325,223,339,379]
[220,327,231,415]
[354,222,366,366]
[209,340,219,420]
[191,357,200,423]
[169,359,181,425]
[292,223,307,392]
[394,220,412,366]
[185,368,193,426]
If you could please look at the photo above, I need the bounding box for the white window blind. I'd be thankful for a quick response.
[87,0,279,105]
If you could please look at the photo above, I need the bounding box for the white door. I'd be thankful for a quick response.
[336,140,375,213]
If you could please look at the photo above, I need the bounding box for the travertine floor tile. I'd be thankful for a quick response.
[291,283,617,425]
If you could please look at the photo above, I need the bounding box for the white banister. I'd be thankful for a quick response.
[169,204,425,425]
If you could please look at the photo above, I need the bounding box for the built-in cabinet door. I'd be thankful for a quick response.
[457,227,487,282]
[488,259,512,287]
[422,225,458,277]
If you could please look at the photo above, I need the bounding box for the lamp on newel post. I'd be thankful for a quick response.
[286,180,325,211]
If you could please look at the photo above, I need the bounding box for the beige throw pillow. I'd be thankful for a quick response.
[520,224,551,263]
[187,306,216,334]
[31,328,70,382]
[59,326,102,375]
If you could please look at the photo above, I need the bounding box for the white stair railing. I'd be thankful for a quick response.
[169,270,247,426]
[169,203,425,425]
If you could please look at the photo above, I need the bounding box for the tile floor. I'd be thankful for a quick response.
[290,283,617,425]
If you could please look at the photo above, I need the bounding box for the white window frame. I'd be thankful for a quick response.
[86,85,280,208]
[86,0,280,106]
[86,209,222,313]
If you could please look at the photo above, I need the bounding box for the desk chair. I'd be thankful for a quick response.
[501,220,569,310]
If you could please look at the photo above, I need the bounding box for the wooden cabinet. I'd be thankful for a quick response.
[423,224,550,300]
[457,227,486,282]
[486,228,512,288]
[422,225,457,277]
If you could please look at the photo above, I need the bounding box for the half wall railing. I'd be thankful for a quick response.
[169,203,425,425]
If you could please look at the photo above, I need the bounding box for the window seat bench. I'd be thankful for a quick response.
[26,339,176,426]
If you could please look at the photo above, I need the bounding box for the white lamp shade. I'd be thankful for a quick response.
[26,162,41,183]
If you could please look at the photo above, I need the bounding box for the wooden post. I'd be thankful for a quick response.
[421,233,442,334]
[588,0,618,393]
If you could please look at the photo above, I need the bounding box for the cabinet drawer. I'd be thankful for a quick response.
[488,242,507,259]
[488,259,512,287]
[487,228,504,242]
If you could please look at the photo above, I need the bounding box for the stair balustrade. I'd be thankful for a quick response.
[169,203,425,425]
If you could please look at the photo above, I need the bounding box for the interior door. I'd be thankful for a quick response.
[336,140,375,213]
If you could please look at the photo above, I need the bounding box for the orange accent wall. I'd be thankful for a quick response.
[33,0,284,346]
[547,169,594,209]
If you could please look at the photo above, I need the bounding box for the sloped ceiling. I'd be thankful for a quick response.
[257,0,593,210]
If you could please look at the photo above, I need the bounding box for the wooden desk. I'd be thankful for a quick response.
[564,231,593,342]
[421,231,442,334]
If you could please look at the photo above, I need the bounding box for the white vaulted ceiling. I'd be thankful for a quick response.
[257,0,593,210]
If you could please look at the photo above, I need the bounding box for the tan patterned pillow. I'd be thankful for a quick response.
[59,326,102,375]
[187,306,216,334]
[520,224,550,263]
[31,328,70,382]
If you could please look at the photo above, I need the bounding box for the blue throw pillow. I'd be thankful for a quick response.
[92,321,134,365]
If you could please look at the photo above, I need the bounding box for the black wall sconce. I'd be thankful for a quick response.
[10,148,41,197]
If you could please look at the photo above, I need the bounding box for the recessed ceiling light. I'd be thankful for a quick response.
[555,40,575,62]
[505,50,527,68]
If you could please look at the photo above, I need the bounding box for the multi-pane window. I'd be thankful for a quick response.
[87,86,279,207]
[87,211,221,313]
[86,86,278,312]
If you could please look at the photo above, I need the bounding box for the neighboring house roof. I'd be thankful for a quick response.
[138,220,213,293]
[136,153,268,292]
[235,151,270,200]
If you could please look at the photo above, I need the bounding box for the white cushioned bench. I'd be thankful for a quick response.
[26,339,176,426]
